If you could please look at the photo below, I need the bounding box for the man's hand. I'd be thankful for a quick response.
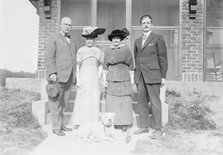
[77,80,82,88]
[161,78,165,87]
[49,73,57,82]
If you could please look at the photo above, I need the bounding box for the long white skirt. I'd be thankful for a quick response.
[69,60,100,126]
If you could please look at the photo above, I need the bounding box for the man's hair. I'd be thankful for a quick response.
[60,17,72,24]
[140,14,153,24]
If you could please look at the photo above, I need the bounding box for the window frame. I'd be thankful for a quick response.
[204,0,223,81]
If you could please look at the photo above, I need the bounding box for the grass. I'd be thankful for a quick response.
[166,89,218,131]
[0,88,47,155]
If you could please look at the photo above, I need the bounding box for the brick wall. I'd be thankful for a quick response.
[181,0,204,82]
[36,0,60,78]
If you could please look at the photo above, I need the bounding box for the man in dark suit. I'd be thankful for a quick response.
[133,14,168,139]
[45,17,77,136]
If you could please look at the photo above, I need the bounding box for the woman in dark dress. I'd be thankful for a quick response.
[103,28,133,132]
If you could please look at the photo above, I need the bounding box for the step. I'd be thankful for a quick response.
[46,100,154,127]
[46,112,141,127]
[46,102,168,128]
[64,91,138,112]
[45,86,167,127]
[69,88,138,101]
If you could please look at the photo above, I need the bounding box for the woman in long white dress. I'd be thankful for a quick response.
[69,26,105,128]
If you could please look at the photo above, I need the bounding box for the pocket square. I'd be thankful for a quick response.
[148,43,154,46]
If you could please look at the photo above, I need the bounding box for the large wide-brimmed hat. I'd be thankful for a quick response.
[81,26,105,38]
[108,28,130,41]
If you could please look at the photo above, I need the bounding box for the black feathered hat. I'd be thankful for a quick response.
[108,28,130,41]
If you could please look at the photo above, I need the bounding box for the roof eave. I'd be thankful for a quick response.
[29,0,38,9]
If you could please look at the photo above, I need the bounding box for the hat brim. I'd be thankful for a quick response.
[94,28,106,35]
[108,33,125,41]
[46,83,60,98]
[82,28,106,38]
[81,33,98,38]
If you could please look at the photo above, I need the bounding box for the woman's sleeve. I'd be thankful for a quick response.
[76,49,81,64]
[128,53,134,71]
[99,48,104,64]
[102,50,109,70]
[125,47,133,66]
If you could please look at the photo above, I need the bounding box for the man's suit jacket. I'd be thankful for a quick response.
[134,32,168,84]
[45,32,77,83]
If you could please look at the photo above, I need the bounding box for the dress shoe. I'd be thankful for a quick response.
[133,128,149,134]
[53,129,65,136]
[61,126,72,132]
[151,129,163,139]
[73,125,80,129]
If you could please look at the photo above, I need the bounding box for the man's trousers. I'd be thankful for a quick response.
[137,73,162,129]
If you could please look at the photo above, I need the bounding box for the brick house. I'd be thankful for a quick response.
[29,0,223,126]
[29,0,223,82]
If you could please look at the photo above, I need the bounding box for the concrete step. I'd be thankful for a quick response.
[46,111,141,127]
[46,100,161,128]
[46,101,169,129]
[45,86,168,128]
[64,91,138,112]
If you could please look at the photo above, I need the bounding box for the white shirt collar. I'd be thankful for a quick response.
[60,31,70,44]
[60,31,65,36]
[143,30,151,37]
[60,31,70,38]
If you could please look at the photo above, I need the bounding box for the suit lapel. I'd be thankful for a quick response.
[58,32,74,58]
[69,37,75,53]
[69,37,77,61]
[142,32,155,51]
[58,32,69,45]
[137,36,143,51]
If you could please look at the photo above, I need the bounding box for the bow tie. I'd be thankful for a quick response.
[65,33,70,38]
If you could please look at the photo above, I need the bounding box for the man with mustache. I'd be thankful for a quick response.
[133,14,168,139]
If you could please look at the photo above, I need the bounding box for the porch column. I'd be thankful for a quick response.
[36,0,61,79]
[180,0,204,82]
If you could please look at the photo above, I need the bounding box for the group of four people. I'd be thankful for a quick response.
[45,14,168,140]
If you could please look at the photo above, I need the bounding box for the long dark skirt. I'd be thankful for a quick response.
[105,94,133,125]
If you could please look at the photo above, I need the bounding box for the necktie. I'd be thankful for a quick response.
[142,34,147,47]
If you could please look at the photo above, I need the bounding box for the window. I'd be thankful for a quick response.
[61,0,180,80]
[132,0,178,26]
[97,0,126,41]
[61,0,92,48]
[206,0,223,81]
